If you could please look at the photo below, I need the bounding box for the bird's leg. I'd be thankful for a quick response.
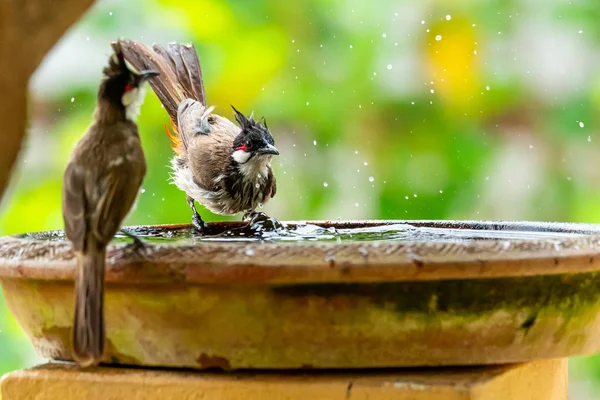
[187,196,207,233]
[119,229,144,249]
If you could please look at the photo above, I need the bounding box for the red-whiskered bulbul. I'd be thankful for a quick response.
[118,39,279,232]
[62,41,157,367]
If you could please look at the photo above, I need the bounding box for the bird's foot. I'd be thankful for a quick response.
[244,212,285,233]
[242,211,256,222]
[118,229,148,259]
[187,196,207,235]
[192,212,207,234]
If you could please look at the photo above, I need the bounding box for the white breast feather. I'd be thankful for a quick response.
[121,86,147,121]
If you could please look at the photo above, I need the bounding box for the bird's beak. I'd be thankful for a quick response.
[137,69,159,84]
[256,144,279,156]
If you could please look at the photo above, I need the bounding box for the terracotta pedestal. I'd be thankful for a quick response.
[1,359,567,400]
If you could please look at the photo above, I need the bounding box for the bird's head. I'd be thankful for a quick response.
[230,106,279,166]
[98,41,159,121]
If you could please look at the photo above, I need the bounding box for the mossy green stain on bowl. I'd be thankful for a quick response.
[271,272,600,317]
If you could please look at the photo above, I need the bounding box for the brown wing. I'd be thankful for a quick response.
[62,162,87,252]
[176,99,208,150]
[185,113,240,190]
[91,161,145,244]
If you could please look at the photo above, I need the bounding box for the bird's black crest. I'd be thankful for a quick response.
[231,105,275,148]
[231,105,268,132]
[104,41,129,79]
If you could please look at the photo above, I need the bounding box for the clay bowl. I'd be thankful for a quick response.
[1,219,600,370]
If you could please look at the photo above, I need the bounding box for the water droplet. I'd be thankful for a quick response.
[255,183,260,188]
[257,174,262,179]
[485,85,490,91]
[70,97,75,103]
[109,11,113,16]
[141,189,146,193]
[474,50,478,55]
[529,145,533,149]
[258,202,264,208]
[405,196,409,200]
[421,20,425,24]
[588,136,592,142]
[439,190,443,193]
[446,15,451,20]
[430,89,435,94]
[313,140,317,145]
[413,193,418,198]
[485,176,490,181]
[354,202,359,207]
[349,44,353,48]
[306,101,310,106]
[435,35,442,41]
[579,121,585,128]
[323,182,329,187]
[364,161,368,166]
[368,176,374,182]
[382,33,387,38]
[354,150,359,154]
[579,30,583,34]
[245,248,255,256]
[387,64,393,70]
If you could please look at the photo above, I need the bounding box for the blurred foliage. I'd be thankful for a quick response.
[1,0,600,395]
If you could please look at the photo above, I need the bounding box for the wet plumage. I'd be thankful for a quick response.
[119,39,278,231]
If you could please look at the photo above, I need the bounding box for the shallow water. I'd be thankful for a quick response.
[13,216,591,246]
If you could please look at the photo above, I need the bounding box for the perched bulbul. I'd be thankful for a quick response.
[62,42,157,367]
[119,39,279,232]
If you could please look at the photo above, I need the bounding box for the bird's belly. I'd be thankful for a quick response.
[171,157,269,215]
[194,184,269,215]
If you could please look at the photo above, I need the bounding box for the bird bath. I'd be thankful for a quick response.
[1,219,600,370]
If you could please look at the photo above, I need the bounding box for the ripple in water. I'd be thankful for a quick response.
[12,216,590,246]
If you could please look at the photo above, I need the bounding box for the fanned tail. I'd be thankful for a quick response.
[118,39,207,154]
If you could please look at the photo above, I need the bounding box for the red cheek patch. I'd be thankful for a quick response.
[235,143,248,152]
[124,83,134,93]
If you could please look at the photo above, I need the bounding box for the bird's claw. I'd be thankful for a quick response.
[118,229,148,259]
[242,211,256,222]
[192,213,207,234]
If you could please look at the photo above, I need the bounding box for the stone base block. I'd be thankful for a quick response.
[1,359,567,400]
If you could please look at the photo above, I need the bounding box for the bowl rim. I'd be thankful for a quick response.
[1,219,600,284]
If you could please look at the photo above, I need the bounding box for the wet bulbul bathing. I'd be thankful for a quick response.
[62,42,157,367]
[119,39,279,232]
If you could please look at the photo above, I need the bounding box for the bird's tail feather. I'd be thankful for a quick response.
[119,39,206,153]
[73,249,106,367]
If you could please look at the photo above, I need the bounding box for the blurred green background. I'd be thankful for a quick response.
[1,0,600,396]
